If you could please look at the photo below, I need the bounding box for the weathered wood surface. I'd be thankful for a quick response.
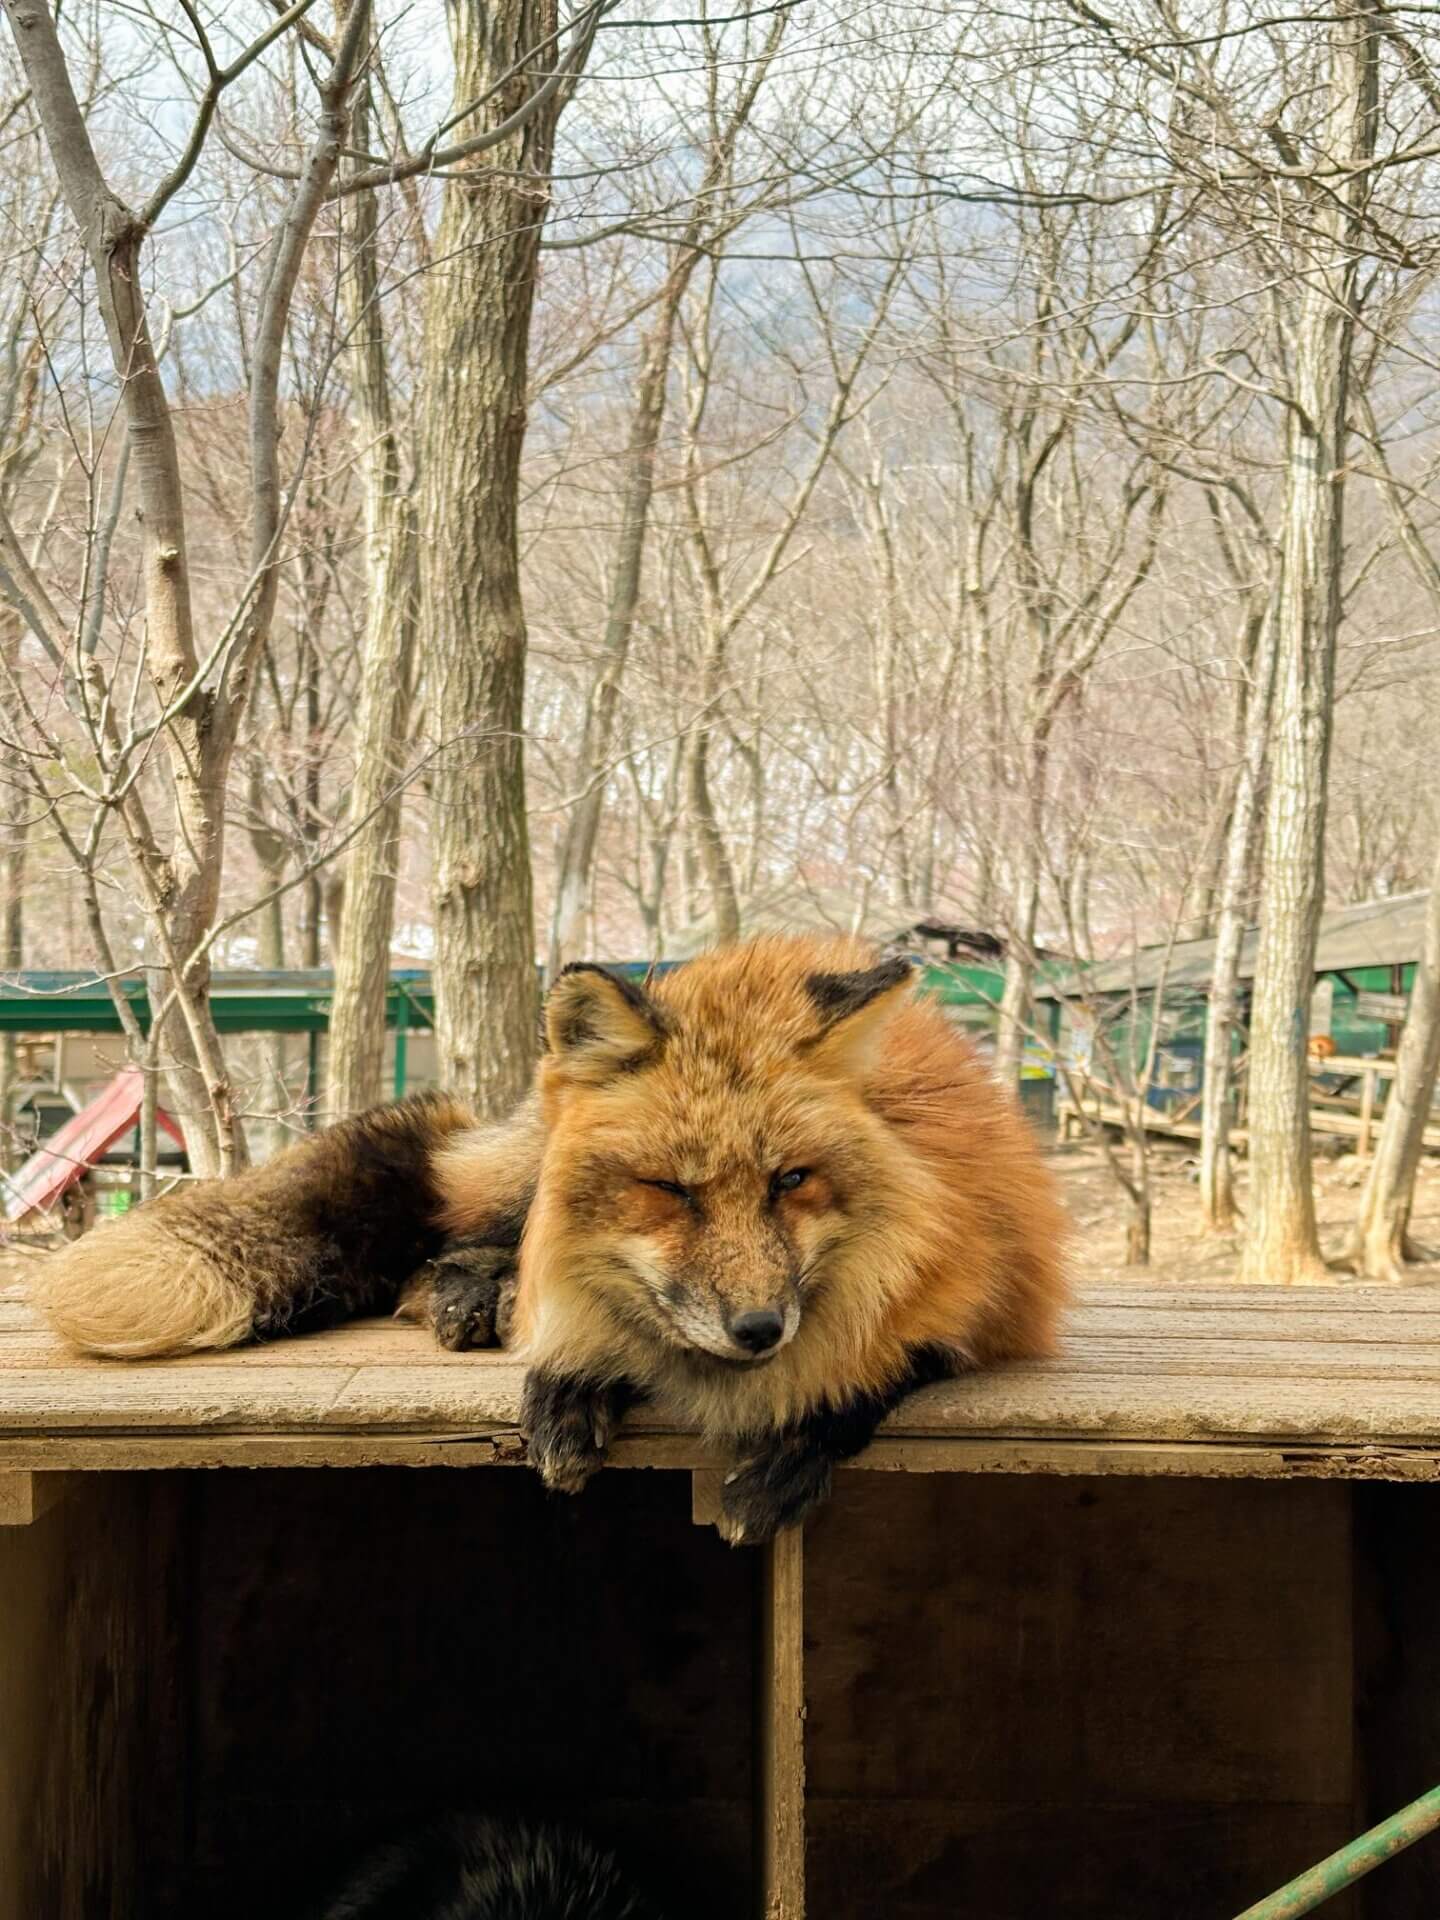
[5,1279,1440,1470]
[0,1469,68,1525]
[759,1524,806,1920]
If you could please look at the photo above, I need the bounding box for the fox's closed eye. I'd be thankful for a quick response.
[641,1177,692,1201]
[772,1167,810,1195]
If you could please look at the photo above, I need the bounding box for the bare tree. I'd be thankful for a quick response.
[545,4,788,979]
[1,0,371,1172]
[1240,4,1381,1284]
[1198,515,1280,1232]
[325,41,420,1116]
[1348,850,1440,1279]
[421,0,600,1113]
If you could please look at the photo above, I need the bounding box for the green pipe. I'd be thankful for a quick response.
[1234,1784,1440,1919]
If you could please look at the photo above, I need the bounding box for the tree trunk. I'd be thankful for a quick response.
[1200,600,1279,1231]
[1239,3,1378,1284]
[686,638,742,947]
[546,271,690,981]
[0,608,24,1168]
[1350,853,1440,1278]
[299,625,325,973]
[257,881,290,1159]
[3,0,366,1175]
[993,931,1034,1091]
[326,67,418,1117]
[862,475,914,905]
[993,738,1046,1091]
[544,19,785,980]
[246,769,291,1158]
[420,0,561,1114]
[1125,1129,1152,1265]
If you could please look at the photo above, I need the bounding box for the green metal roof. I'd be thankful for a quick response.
[0,969,435,1034]
[0,954,1001,1036]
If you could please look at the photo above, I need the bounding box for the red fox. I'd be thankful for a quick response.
[35,936,1069,1542]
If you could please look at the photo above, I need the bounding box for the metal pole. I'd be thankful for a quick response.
[1233,1784,1440,1919]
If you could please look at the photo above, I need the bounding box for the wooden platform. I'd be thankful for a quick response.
[8,1272,1440,1920]
[6,1276,1440,1481]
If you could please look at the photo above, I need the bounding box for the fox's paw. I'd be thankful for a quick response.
[718,1437,833,1547]
[522,1370,629,1494]
[426,1243,517,1352]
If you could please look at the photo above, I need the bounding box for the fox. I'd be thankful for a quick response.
[313,1813,664,1919]
[35,935,1070,1543]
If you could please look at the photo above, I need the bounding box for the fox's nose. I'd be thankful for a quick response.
[730,1308,785,1354]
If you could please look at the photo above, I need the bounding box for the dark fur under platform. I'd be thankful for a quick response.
[313,1814,665,1920]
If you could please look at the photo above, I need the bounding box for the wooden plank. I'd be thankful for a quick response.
[1074,1281,1440,1306]
[0,1471,67,1525]
[804,1475,1358,1920]
[0,1431,721,1472]
[1061,1305,1440,1342]
[1057,1092,1440,1150]
[3,1431,1440,1483]
[21,1323,1440,1387]
[8,1287,1440,1469]
[758,1524,806,1920]
[11,1363,1440,1450]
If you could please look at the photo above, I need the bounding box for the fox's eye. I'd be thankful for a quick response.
[643,1177,692,1202]
[772,1167,810,1196]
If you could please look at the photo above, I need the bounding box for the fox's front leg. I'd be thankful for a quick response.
[719,1347,958,1546]
[521,1369,638,1494]
[397,1239,519,1352]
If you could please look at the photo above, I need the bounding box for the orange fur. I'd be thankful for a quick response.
[505,935,1070,1437]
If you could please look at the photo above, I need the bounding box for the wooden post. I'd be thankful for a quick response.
[758,1525,806,1920]
[691,1470,724,1528]
[1358,1065,1377,1161]
[0,1473,68,1527]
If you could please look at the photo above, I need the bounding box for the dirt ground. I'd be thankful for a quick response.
[5,1142,1440,1297]
[1052,1135,1440,1287]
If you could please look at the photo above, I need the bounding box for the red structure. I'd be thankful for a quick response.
[3,1067,183,1223]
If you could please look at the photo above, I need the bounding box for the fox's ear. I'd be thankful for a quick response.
[802,956,915,1076]
[545,964,669,1081]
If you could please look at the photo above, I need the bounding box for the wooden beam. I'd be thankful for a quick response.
[0,1472,68,1526]
[758,1524,806,1920]
[692,1469,725,1527]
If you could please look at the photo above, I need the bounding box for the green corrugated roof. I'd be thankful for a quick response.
[1035,892,1429,1002]
[0,953,1001,1035]
[0,969,435,1033]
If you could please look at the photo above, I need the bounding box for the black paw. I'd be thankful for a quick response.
[427,1243,517,1352]
[718,1435,833,1546]
[522,1370,631,1493]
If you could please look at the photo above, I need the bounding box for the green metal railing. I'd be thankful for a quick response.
[1234,1783,1440,1917]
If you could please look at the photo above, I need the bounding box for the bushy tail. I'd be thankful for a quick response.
[34,1093,479,1359]
[33,1203,258,1358]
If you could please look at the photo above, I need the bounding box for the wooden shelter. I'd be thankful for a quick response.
[1042,892,1435,1151]
[4,1278,1440,1917]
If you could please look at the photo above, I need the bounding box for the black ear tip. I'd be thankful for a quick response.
[552,962,614,988]
[804,954,916,1024]
[545,962,670,1060]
